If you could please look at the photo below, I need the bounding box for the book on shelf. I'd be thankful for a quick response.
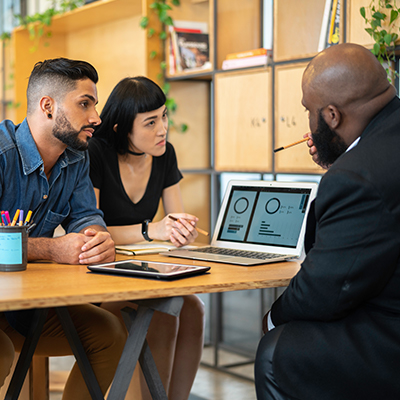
[221,53,271,70]
[318,0,340,52]
[226,48,270,60]
[168,21,210,74]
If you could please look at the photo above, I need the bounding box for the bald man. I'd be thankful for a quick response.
[255,43,400,400]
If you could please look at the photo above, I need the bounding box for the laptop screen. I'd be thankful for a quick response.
[217,185,312,249]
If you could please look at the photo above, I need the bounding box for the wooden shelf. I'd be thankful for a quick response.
[13,0,142,35]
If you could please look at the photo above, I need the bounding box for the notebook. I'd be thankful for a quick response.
[162,180,318,266]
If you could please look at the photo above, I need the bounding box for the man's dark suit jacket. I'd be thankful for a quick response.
[269,97,400,400]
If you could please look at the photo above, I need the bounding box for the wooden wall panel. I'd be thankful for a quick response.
[179,173,210,244]
[217,0,261,69]
[66,16,146,113]
[274,63,323,174]
[215,69,272,171]
[167,80,210,170]
[274,0,327,61]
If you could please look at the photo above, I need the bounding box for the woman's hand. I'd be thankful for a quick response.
[148,213,199,247]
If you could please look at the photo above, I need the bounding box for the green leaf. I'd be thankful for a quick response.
[360,7,366,19]
[140,16,149,29]
[372,11,385,20]
[180,123,188,133]
[158,9,168,22]
[148,28,155,38]
[164,16,174,26]
[171,0,180,6]
[163,82,171,94]
[160,61,167,70]
[165,97,177,112]
[384,33,392,46]
[371,19,382,28]
[149,50,157,59]
[159,31,167,40]
[365,27,374,36]
[373,42,381,55]
[390,9,398,24]
[0,32,11,40]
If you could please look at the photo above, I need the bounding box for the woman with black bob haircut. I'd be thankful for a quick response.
[88,76,204,400]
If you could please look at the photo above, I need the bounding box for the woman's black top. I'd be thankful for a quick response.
[88,138,183,226]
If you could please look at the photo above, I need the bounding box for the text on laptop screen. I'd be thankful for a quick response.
[217,186,311,248]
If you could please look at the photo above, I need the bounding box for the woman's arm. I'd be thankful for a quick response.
[94,184,198,246]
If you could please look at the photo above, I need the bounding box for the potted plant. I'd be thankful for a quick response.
[360,0,400,83]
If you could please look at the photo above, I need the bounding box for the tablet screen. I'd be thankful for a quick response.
[87,259,210,280]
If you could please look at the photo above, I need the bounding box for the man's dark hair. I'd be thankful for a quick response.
[26,58,98,115]
[94,76,166,155]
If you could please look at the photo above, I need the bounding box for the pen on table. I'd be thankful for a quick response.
[10,209,20,226]
[18,210,24,226]
[24,210,32,226]
[168,215,209,236]
[274,137,309,153]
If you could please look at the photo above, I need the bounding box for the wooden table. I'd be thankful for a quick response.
[0,255,300,399]
[0,255,300,312]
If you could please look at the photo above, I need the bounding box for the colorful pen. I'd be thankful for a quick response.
[18,210,24,226]
[1,213,8,226]
[10,209,20,226]
[4,211,11,225]
[24,210,33,225]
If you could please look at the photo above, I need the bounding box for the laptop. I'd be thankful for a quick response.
[162,180,318,266]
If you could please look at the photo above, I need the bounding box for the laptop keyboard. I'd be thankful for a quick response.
[190,247,286,260]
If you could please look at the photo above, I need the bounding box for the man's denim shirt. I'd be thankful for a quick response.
[0,119,106,237]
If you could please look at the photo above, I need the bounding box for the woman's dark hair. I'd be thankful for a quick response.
[94,76,166,154]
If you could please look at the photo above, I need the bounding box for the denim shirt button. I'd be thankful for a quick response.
[43,195,48,200]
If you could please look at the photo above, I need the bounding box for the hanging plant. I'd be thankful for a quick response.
[140,0,188,133]
[14,0,85,52]
[360,0,400,82]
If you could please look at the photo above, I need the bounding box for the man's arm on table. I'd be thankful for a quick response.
[28,225,115,265]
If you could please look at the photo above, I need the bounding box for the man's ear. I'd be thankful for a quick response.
[113,124,118,132]
[322,105,341,129]
[39,96,54,118]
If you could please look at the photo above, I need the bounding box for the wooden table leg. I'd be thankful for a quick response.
[5,308,49,400]
[107,297,184,400]
[55,307,104,400]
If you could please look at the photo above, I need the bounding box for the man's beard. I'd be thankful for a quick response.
[311,110,348,168]
[52,109,94,151]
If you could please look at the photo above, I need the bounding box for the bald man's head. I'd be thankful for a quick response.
[303,43,391,110]
[302,43,396,168]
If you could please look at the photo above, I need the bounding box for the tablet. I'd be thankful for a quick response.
[87,259,211,280]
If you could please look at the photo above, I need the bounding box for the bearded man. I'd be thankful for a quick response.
[0,58,126,400]
[255,43,400,400]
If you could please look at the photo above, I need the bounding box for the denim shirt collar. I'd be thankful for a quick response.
[16,119,85,175]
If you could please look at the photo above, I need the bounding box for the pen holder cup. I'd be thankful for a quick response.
[0,226,28,272]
